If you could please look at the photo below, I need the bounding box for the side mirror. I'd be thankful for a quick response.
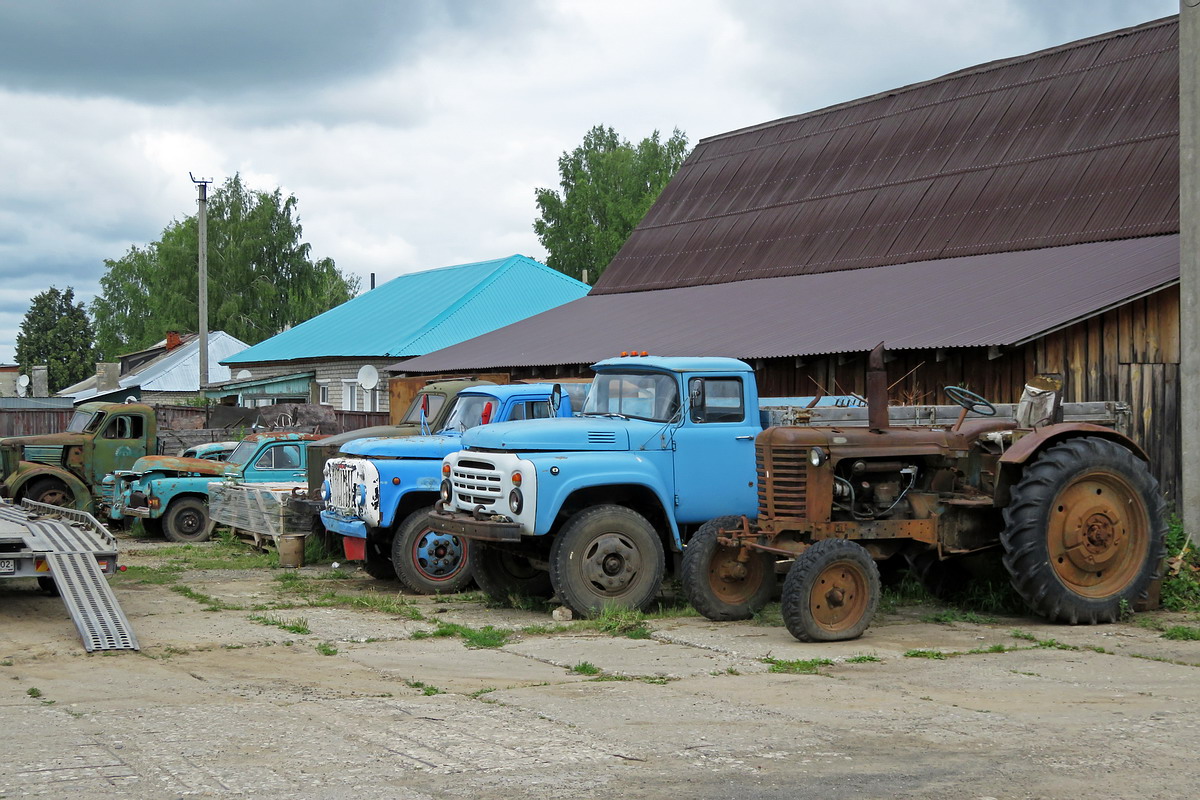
[688,378,704,422]
[481,401,494,425]
[420,394,430,416]
[550,384,562,415]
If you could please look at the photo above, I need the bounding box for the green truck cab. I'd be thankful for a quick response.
[0,402,156,514]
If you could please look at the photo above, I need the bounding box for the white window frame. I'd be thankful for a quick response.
[341,380,358,411]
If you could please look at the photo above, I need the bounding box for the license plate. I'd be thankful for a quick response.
[0,558,14,574]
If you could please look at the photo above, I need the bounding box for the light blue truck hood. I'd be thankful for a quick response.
[460,417,634,452]
[339,433,463,459]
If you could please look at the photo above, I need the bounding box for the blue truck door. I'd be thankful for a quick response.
[670,375,758,525]
[248,442,307,482]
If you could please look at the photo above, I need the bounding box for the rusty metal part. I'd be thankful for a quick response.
[866,343,889,431]
[1048,470,1149,598]
[808,558,872,634]
[1001,424,1148,465]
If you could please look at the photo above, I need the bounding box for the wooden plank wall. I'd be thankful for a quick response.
[754,286,1181,503]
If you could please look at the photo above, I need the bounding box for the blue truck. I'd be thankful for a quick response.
[320,383,578,593]
[426,355,844,615]
[107,432,321,542]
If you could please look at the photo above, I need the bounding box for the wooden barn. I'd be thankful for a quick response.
[395,17,1183,500]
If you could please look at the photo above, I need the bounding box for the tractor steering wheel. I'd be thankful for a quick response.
[944,386,997,417]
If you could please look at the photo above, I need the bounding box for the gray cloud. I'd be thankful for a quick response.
[0,0,541,104]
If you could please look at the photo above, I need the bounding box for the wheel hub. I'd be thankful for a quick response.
[415,532,463,578]
[810,561,868,631]
[583,534,642,592]
[1050,474,1147,596]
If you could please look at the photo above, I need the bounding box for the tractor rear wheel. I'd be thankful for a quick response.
[1001,437,1165,624]
[781,539,880,642]
[681,516,774,620]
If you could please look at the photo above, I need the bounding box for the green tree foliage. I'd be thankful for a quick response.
[14,287,96,393]
[534,125,689,284]
[92,175,360,358]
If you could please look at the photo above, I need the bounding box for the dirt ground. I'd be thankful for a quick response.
[2,538,1199,800]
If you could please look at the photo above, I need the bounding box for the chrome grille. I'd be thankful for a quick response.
[758,444,809,518]
[450,458,502,508]
[326,462,359,511]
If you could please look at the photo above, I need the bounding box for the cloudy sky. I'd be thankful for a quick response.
[0,0,1177,363]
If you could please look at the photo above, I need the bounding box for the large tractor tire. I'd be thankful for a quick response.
[781,538,880,642]
[549,505,665,616]
[681,516,774,621]
[1001,437,1166,624]
[162,497,212,543]
[469,541,553,603]
[391,507,473,594]
[24,479,75,508]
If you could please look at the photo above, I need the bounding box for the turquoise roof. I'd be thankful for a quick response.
[223,255,589,364]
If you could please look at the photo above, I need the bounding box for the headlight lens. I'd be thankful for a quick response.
[810,446,828,467]
[508,488,523,514]
[440,479,452,504]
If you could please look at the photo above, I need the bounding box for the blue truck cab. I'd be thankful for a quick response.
[428,355,832,615]
[320,383,575,594]
[108,432,321,543]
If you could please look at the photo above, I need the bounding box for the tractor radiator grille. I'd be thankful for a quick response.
[758,444,809,518]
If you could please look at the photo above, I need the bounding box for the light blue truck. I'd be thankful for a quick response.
[320,383,578,593]
[107,432,321,542]
[427,355,845,615]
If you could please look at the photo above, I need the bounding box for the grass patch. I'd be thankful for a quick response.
[110,564,184,585]
[1009,629,1038,642]
[1162,517,1200,613]
[921,609,996,625]
[248,614,311,635]
[1162,625,1200,641]
[26,687,42,698]
[469,686,496,699]
[846,654,882,663]
[304,591,424,619]
[571,661,601,675]
[584,606,653,639]
[405,679,441,696]
[412,622,511,648]
[904,649,947,660]
[752,602,784,627]
[1,659,13,667]
[170,585,244,611]
[763,657,834,674]
[315,642,338,656]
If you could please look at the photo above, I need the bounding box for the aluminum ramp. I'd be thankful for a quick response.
[3,501,139,651]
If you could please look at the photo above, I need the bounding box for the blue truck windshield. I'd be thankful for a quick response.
[442,395,498,431]
[584,372,680,422]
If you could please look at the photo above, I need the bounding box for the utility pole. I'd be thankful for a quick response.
[190,173,213,396]
[1182,1,1199,543]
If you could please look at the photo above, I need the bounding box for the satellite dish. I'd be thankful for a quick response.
[357,365,379,391]
[17,374,29,388]
[125,396,138,404]
[235,369,252,381]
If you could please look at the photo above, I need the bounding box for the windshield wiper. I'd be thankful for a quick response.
[581,411,628,420]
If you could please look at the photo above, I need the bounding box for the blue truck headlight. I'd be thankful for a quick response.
[440,479,452,504]
[508,489,523,514]
[322,480,331,502]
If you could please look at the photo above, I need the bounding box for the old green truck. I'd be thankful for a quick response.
[0,402,161,514]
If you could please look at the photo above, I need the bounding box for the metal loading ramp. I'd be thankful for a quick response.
[2,501,139,652]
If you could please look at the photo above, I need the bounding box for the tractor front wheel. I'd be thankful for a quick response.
[781,539,880,642]
[681,516,774,620]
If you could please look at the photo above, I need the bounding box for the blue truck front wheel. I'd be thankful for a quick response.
[392,507,474,594]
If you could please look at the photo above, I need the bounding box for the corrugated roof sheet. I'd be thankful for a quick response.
[223,255,589,364]
[594,16,1179,295]
[59,332,249,400]
[394,235,1178,372]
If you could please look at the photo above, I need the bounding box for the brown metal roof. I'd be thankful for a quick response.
[593,16,1179,295]
[394,235,1178,373]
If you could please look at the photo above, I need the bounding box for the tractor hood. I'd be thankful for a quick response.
[338,434,463,460]
[126,455,229,477]
[461,417,633,452]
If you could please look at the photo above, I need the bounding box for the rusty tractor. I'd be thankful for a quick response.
[680,344,1166,642]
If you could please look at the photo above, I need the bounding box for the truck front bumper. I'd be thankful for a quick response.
[319,510,368,539]
[427,505,523,542]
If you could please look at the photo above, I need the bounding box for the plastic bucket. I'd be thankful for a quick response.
[277,535,306,568]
